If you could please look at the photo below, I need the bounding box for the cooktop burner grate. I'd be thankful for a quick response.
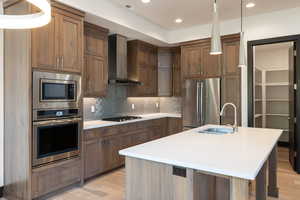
[102,116,142,122]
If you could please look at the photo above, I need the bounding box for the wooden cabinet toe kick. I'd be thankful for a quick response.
[125,157,278,200]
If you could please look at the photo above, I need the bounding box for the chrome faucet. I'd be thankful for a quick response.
[220,103,238,132]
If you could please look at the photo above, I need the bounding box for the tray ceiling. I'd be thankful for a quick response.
[111,0,300,30]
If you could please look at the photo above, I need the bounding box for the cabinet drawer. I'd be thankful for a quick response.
[32,158,81,198]
[84,129,99,141]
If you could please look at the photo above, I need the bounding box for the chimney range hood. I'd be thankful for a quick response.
[108,34,141,86]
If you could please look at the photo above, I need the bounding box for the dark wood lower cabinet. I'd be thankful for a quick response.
[31,158,81,198]
[83,117,182,180]
[84,139,102,179]
[168,117,183,136]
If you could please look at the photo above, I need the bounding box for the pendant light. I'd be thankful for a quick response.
[239,0,247,67]
[210,0,222,55]
[0,0,51,29]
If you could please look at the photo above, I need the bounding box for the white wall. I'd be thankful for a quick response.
[256,45,292,70]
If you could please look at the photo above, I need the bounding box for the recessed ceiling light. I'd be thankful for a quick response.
[141,0,151,3]
[175,18,183,24]
[246,2,256,8]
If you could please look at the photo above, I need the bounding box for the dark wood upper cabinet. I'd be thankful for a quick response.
[83,23,109,97]
[84,55,107,97]
[158,48,173,97]
[127,40,158,97]
[31,13,59,70]
[181,45,202,77]
[31,5,84,73]
[201,45,221,77]
[222,40,240,76]
[85,24,108,57]
[59,14,83,73]
[172,47,182,97]
[181,43,222,78]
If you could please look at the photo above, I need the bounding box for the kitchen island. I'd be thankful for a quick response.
[119,125,282,200]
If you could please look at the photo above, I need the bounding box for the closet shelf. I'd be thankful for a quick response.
[265,113,289,117]
[265,99,289,102]
[255,114,263,118]
[265,82,289,86]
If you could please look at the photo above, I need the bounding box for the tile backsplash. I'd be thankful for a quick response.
[83,85,181,121]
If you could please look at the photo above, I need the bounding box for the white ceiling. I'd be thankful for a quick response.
[110,0,300,30]
[255,42,294,52]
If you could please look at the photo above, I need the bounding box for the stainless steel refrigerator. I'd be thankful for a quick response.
[183,78,221,129]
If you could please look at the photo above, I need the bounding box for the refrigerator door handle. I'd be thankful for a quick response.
[196,82,200,123]
[200,81,204,125]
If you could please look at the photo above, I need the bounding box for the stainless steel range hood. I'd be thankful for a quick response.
[108,34,141,86]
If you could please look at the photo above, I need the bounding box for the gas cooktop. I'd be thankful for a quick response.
[102,116,142,122]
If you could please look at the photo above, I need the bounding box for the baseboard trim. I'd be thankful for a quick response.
[278,141,289,148]
[0,186,3,197]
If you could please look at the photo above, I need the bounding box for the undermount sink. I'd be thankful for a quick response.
[198,127,234,135]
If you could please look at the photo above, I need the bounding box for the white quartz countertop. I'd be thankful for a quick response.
[84,113,181,130]
[119,125,282,180]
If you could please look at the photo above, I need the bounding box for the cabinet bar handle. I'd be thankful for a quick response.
[61,56,64,68]
[56,57,60,67]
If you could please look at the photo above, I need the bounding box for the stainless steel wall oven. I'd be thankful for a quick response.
[32,117,81,167]
[32,70,82,167]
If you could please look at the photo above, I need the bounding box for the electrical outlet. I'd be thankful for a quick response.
[131,103,135,110]
[91,105,96,113]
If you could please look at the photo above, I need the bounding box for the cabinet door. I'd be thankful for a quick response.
[98,138,110,173]
[84,139,100,179]
[158,67,172,96]
[131,130,150,146]
[100,137,122,172]
[59,15,83,73]
[181,46,202,77]
[119,134,132,164]
[84,55,107,97]
[84,26,107,57]
[222,41,240,76]
[172,49,181,97]
[138,66,149,96]
[32,158,81,198]
[221,76,241,125]
[168,118,183,136]
[138,44,149,66]
[148,68,158,96]
[31,12,60,70]
[201,45,221,77]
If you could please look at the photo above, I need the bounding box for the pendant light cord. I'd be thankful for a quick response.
[241,0,243,32]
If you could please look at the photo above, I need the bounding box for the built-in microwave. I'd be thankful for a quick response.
[33,71,82,110]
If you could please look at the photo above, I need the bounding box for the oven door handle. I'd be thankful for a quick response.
[33,118,82,126]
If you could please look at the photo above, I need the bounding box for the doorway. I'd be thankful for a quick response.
[248,35,300,173]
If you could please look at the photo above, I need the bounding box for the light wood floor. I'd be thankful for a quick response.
[20,147,300,200]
